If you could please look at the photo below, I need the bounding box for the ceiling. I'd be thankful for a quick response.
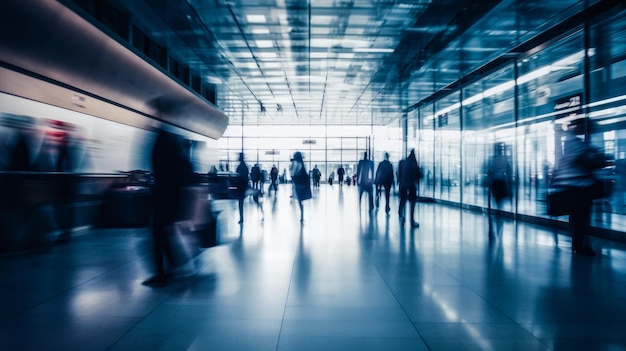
[71,0,589,127]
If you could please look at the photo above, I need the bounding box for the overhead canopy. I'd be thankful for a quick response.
[0,0,228,140]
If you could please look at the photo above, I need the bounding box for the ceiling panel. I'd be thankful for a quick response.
[89,0,589,127]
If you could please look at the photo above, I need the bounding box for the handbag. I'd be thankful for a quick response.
[295,182,312,201]
[546,188,576,216]
[589,176,615,200]
[195,218,218,248]
[178,186,219,248]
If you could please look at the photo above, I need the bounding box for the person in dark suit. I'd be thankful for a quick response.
[143,127,193,287]
[337,165,345,186]
[235,153,249,224]
[398,149,422,227]
[356,151,375,212]
[290,152,310,222]
[552,118,608,256]
[375,152,394,213]
[269,164,279,194]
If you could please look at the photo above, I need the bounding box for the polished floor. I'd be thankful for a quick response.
[2,184,626,351]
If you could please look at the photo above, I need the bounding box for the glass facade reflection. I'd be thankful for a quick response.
[218,125,403,183]
[408,7,626,235]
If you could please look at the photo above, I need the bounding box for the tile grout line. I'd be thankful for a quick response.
[274,222,302,351]
[372,263,434,351]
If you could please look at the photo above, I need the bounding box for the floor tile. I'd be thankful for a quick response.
[1,185,626,350]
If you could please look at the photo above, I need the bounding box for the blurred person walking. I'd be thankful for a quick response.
[51,121,82,243]
[337,165,345,186]
[290,152,311,222]
[398,149,422,227]
[312,165,321,189]
[356,151,375,212]
[551,118,609,256]
[485,142,513,238]
[375,152,394,214]
[250,163,261,192]
[1,114,36,251]
[235,153,249,224]
[269,164,279,194]
[143,127,194,287]
[260,166,267,195]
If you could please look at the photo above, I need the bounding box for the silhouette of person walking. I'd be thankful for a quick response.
[485,142,512,237]
[290,152,311,222]
[552,118,608,256]
[398,149,422,227]
[356,151,375,212]
[337,165,345,186]
[235,153,249,224]
[143,127,194,287]
[250,163,261,191]
[269,164,279,194]
[375,152,394,213]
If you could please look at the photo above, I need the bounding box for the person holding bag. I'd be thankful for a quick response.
[357,151,375,212]
[290,152,311,222]
[143,128,194,287]
[551,118,609,256]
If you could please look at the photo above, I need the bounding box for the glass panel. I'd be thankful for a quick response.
[216,128,393,186]
[418,105,435,199]
[461,130,490,208]
[588,12,626,231]
[462,64,516,209]
[434,92,461,202]
[516,34,584,218]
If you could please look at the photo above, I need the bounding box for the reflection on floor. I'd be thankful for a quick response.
[1,184,626,350]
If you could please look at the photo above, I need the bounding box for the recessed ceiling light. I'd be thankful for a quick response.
[246,14,266,23]
[255,40,274,48]
[258,52,277,59]
[353,48,394,53]
[252,28,270,34]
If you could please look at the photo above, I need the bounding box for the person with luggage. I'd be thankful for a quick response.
[552,118,609,256]
[143,127,194,287]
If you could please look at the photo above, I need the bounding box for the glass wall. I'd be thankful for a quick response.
[515,36,584,217]
[461,65,516,209]
[434,93,462,203]
[588,12,626,231]
[218,125,403,183]
[407,6,626,235]
[417,105,435,199]
[0,93,218,174]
